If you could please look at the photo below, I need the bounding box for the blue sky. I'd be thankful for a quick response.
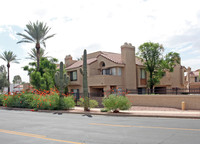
[0,0,200,83]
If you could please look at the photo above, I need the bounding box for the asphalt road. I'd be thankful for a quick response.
[0,110,200,144]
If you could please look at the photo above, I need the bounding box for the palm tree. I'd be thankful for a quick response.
[17,21,55,71]
[27,47,48,61]
[0,51,19,94]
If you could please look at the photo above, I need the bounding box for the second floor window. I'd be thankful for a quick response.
[117,68,122,76]
[70,71,77,81]
[140,69,146,79]
[111,68,116,75]
[102,67,122,76]
[102,68,111,75]
[195,77,198,82]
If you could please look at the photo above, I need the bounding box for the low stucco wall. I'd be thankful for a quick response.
[126,94,200,110]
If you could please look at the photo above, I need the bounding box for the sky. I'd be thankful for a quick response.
[0,0,200,83]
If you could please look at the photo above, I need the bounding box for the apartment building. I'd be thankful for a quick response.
[185,68,200,89]
[65,42,185,95]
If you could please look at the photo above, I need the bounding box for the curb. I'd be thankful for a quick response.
[0,107,200,119]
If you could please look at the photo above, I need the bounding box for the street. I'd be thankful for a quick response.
[0,109,200,144]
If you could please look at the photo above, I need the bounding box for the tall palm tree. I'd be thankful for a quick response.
[17,21,55,71]
[0,51,19,94]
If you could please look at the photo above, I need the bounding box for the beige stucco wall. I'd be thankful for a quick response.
[156,64,185,88]
[126,94,200,110]
[121,44,137,89]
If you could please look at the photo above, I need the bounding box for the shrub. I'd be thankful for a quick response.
[101,108,108,112]
[30,93,75,110]
[63,96,75,110]
[0,94,3,106]
[78,98,99,108]
[102,94,131,112]
[2,93,34,108]
[1,90,75,110]
[30,93,59,110]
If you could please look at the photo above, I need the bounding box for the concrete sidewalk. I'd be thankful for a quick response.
[68,107,200,119]
[1,106,200,119]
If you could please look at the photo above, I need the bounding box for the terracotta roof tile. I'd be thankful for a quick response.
[99,52,123,64]
[66,51,145,70]
[190,71,199,77]
[135,57,144,66]
[66,58,97,70]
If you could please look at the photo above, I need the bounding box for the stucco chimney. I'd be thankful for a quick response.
[121,42,137,89]
[64,55,77,68]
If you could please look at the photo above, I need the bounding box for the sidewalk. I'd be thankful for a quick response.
[67,106,200,119]
[1,106,200,119]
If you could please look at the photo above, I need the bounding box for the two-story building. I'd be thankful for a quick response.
[65,42,185,96]
[185,68,200,89]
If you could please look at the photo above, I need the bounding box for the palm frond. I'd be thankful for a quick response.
[0,51,19,64]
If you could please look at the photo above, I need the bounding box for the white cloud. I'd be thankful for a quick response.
[1,0,200,82]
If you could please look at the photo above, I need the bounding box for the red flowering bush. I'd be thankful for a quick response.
[1,89,75,110]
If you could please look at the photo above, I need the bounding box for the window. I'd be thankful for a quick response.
[195,77,198,82]
[111,68,116,75]
[117,68,122,76]
[70,71,77,81]
[102,68,111,75]
[140,69,146,79]
[102,62,105,67]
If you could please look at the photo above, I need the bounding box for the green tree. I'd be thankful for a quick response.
[0,51,19,94]
[13,75,22,84]
[17,21,55,71]
[138,42,180,93]
[0,65,8,92]
[24,57,58,90]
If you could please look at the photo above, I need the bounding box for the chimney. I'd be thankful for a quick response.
[121,42,137,89]
[65,55,77,68]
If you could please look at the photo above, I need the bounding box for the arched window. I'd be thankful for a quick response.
[100,61,105,67]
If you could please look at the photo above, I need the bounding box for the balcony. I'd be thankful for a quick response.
[88,75,122,86]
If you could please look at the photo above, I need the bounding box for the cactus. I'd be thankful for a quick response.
[80,49,89,111]
[55,61,69,109]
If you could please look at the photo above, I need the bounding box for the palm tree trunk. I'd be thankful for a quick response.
[7,63,10,95]
[36,43,40,71]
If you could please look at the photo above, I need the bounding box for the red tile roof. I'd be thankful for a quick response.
[66,51,144,70]
[190,71,199,77]
[66,58,97,70]
[98,52,123,64]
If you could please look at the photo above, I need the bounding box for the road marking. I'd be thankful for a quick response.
[90,123,200,132]
[0,129,84,144]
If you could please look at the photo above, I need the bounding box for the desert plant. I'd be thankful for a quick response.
[80,49,89,111]
[78,98,98,108]
[102,94,131,112]
[63,96,75,110]
[55,62,69,109]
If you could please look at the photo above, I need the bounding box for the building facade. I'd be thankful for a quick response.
[185,68,200,89]
[65,42,185,96]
